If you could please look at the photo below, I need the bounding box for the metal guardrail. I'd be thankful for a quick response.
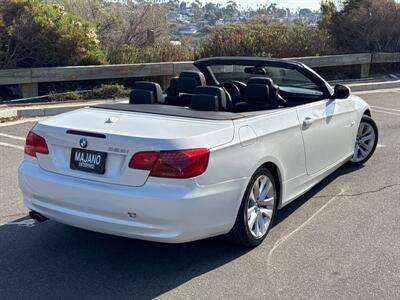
[1,52,399,98]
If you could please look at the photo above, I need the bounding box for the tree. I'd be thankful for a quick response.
[266,3,278,16]
[204,3,218,23]
[225,1,239,19]
[0,0,105,68]
[179,1,186,11]
[54,0,169,63]
[320,0,336,29]
[299,8,312,18]
[324,0,400,53]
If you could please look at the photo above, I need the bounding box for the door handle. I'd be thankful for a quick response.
[303,117,314,127]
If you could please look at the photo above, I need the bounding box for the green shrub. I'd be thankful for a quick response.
[48,91,81,101]
[48,84,129,101]
[0,0,106,68]
[198,20,332,58]
[115,40,194,64]
[64,91,82,100]
[90,84,130,99]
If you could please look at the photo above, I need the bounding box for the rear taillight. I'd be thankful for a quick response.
[24,131,49,157]
[129,151,159,170]
[129,149,209,179]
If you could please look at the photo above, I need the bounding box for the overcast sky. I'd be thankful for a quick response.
[214,0,321,10]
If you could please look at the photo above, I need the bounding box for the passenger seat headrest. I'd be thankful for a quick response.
[132,81,163,103]
[166,77,178,96]
[248,77,281,108]
[244,84,270,103]
[179,71,206,86]
[194,86,227,110]
[177,77,198,93]
[190,94,219,111]
[129,89,155,104]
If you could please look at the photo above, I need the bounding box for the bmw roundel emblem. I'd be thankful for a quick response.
[79,138,88,149]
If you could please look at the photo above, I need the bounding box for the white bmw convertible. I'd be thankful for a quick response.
[19,57,378,247]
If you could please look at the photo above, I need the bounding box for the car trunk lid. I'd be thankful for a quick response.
[31,107,234,187]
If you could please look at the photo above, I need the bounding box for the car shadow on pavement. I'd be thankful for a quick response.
[0,218,250,299]
[0,166,362,299]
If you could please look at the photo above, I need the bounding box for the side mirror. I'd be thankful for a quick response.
[332,84,351,99]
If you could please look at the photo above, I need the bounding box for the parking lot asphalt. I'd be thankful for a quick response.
[0,90,399,299]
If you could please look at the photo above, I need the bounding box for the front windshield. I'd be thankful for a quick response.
[209,65,321,91]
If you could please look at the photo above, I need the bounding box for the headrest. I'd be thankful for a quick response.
[164,95,182,106]
[194,86,227,110]
[166,77,178,96]
[244,84,270,103]
[190,94,219,111]
[176,77,198,93]
[179,71,206,86]
[129,89,154,104]
[248,77,275,87]
[132,81,163,103]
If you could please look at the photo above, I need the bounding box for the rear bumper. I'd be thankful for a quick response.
[18,161,247,243]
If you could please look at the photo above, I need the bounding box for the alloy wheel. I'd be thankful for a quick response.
[351,121,376,163]
[246,175,275,238]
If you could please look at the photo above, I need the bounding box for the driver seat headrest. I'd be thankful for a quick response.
[244,85,270,103]
[179,71,206,86]
[247,77,279,108]
[248,77,275,87]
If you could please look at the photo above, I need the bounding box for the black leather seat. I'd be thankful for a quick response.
[129,81,163,104]
[164,71,206,107]
[190,94,219,111]
[194,86,230,111]
[245,77,285,107]
[234,77,279,112]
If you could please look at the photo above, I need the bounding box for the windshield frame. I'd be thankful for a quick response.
[194,57,334,98]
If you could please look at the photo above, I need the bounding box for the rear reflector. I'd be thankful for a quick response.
[129,149,209,179]
[24,131,49,157]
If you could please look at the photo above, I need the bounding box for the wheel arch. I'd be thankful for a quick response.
[232,157,286,225]
[258,161,282,210]
[363,108,371,117]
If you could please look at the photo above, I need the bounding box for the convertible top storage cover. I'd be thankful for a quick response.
[93,103,244,120]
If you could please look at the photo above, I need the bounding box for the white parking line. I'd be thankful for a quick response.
[0,133,25,141]
[372,109,400,117]
[0,142,24,150]
[0,219,36,227]
[0,117,43,127]
[354,88,400,95]
[371,105,400,113]
[267,189,346,268]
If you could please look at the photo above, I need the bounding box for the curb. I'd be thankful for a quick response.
[1,80,400,120]
[0,100,113,120]
[348,80,400,92]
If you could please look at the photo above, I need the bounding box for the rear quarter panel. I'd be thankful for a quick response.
[196,108,306,210]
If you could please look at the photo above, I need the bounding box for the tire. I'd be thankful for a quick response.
[348,115,379,167]
[228,167,277,247]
